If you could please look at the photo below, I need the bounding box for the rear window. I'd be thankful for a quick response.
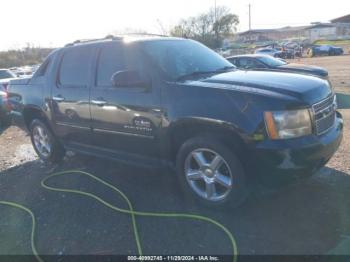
[59,47,91,87]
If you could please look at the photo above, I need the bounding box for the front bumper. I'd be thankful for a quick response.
[250,111,343,183]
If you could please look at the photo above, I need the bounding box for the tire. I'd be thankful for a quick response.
[30,119,65,164]
[176,136,248,208]
[0,112,11,130]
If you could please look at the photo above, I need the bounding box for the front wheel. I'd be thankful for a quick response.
[30,119,65,164]
[176,136,248,207]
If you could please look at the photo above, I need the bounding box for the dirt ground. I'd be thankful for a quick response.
[292,54,350,95]
[0,55,350,257]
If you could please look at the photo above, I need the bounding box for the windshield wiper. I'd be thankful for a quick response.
[176,70,217,81]
[176,66,236,81]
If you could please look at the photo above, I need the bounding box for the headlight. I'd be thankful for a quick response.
[264,109,312,139]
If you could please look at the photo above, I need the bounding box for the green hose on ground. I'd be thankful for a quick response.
[1,170,238,262]
[0,201,43,262]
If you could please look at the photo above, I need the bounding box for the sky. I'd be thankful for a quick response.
[0,0,349,50]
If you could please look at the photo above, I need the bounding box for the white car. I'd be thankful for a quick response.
[255,48,282,58]
[0,69,17,91]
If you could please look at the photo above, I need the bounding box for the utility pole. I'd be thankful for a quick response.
[248,4,251,30]
[214,0,218,48]
[214,0,217,23]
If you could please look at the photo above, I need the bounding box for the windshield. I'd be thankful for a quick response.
[258,56,287,67]
[0,69,16,79]
[142,40,234,80]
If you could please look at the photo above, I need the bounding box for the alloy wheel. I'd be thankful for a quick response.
[184,148,233,202]
[32,125,52,158]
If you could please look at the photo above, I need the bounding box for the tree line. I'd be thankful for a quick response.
[0,46,54,68]
[170,6,239,49]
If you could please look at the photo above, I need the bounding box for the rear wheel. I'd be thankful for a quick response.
[176,136,248,207]
[30,119,65,163]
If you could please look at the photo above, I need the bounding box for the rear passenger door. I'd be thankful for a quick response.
[50,46,94,145]
[90,43,162,157]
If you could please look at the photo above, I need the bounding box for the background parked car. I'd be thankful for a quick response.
[255,48,283,58]
[0,90,11,129]
[0,69,17,92]
[9,66,35,78]
[275,47,295,59]
[307,45,344,57]
[227,54,328,78]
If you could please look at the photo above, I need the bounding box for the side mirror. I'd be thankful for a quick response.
[111,70,151,88]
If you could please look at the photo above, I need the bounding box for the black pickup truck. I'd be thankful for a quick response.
[8,36,343,207]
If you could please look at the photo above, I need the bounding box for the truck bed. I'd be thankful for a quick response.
[8,77,43,129]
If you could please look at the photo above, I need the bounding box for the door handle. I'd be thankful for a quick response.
[52,96,65,102]
[91,99,107,106]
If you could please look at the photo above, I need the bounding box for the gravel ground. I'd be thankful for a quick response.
[0,55,349,256]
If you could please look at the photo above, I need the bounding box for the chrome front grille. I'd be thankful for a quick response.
[312,95,336,135]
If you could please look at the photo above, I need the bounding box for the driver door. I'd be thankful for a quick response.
[90,43,162,157]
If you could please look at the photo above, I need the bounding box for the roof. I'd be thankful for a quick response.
[227,54,268,59]
[276,25,309,32]
[237,25,309,36]
[307,23,337,29]
[237,29,276,36]
[331,14,350,23]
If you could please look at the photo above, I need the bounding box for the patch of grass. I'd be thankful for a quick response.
[314,39,350,45]
[336,93,350,109]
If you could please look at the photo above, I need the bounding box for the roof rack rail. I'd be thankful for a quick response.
[64,35,123,47]
[64,33,168,47]
[116,33,169,37]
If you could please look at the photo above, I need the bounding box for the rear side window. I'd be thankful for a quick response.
[96,45,125,87]
[35,57,51,77]
[59,47,91,87]
[227,58,235,65]
[237,58,248,67]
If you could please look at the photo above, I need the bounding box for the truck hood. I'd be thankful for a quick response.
[277,63,328,77]
[186,70,332,104]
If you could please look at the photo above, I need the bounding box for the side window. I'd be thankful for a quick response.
[250,59,266,68]
[59,47,91,87]
[34,57,52,77]
[228,58,236,66]
[124,46,149,80]
[238,58,248,67]
[96,45,125,87]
